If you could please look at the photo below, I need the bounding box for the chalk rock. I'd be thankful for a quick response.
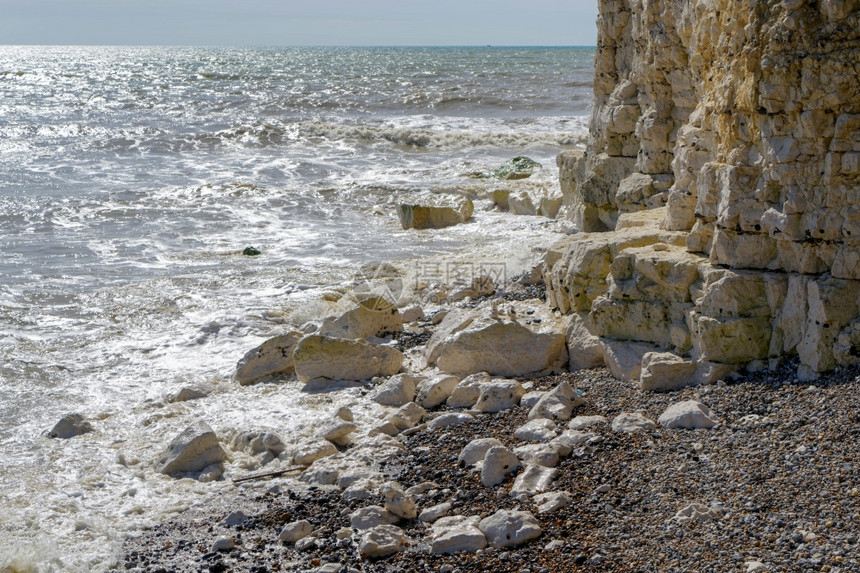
[350,506,398,531]
[639,351,697,391]
[425,305,568,377]
[552,430,600,456]
[600,339,658,381]
[427,412,474,430]
[514,418,558,443]
[168,385,211,403]
[448,275,496,302]
[473,379,526,413]
[658,400,719,429]
[445,372,490,408]
[458,437,504,467]
[381,482,417,520]
[397,193,474,230]
[528,381,584,421]
[220,511,247,527]
[481,446,520,487]
[673,501,727,524]
[157,422,227,477]
[419,502,452,523]
[317,420,357,446]
[478,510,542,548]
[429,515,488,555]
[359,525,405,558]
[510,465,557,497]
[415,374,460,409]
[369,373,422,407]
[520,391,545,409]
[291,439,337,466]
[279,519,313,544]
[293,335,403,384]
[567,313,605,369]
[48,413,94,439]
[611,413,656,434]
[387,402,426,431]
[230,430,285,459]
[234,331,303,385]
[568,415,608,431]
[533,491,572,514]
[513,444,560,468]
[211,537,234,552]
[400,305,425,323]
[318,297,403,339]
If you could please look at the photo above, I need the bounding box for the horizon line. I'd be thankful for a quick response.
[0,43,598,49]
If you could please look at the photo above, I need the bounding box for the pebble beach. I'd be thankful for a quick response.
[121,289,860,573]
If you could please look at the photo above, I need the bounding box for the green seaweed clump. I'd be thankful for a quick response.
[476,156,542,180]
[242,246,262,256]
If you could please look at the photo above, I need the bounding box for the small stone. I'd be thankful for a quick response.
[358,525,405,558]
[427,412,474,430]
[350,506,397,531]
[514,419,558,443]
[295,536,316,551]
[211,536,234,552]
[533,492,572,514]
[382,481,417,519]
[567,415,608,430]
[220,511,247,527]
[596,484,611,494]
[657,400,719,429]
[48,413,94,439]
[419,502,452,523]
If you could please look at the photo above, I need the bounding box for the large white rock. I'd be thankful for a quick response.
[234,331,303,385]
[293,335,403,384]
[473,379,526,413]
[419,502,452,523]
[510,465,557,497]
[291,439,338,466]
[415,374,460,409]
[481,446,520,487]
[552,430,600,456]
[381,482,417,519]
[369,373,422,407]
[427,412,474,430]
[513,444,560,468]
[611,412,657,433]
[318,297,403,339]
[600,339,660,381]
[639,351,697,391]
[657,400,719,429]
[458,438,504,467]
[514,418,558,443]
[278,520,313,544]
[425,306,568,377]
[478,510,542,548]
[317,420,357,447]
[567,313,605,369]
[397,193,474,230]
[528,381,584,421]
[429,515,487,554]
[445,372,490,408]
[387,402,426,431]
[358,525,405,558]
[156,422,227,477]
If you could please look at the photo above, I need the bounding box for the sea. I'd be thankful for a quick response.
[0,46,593,571]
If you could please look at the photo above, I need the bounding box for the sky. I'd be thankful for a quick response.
[0,0,598,46]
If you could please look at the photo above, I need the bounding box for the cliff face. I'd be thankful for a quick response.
[551,0,860,382]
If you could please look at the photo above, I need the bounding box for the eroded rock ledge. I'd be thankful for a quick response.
[553,0,860,381]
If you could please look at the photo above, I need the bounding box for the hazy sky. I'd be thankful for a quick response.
[0,0,598,46]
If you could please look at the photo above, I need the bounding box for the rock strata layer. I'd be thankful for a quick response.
[553,1,860,381]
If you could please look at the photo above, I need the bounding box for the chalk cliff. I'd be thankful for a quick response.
[551,0,860,382]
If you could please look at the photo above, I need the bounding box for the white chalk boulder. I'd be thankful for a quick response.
[48,413,94,439]
[514,418,558,443]
[279,520,313,544]
[639,351,697,391]
[528,381,584,421]
[458,438,503,467]
[397,193,474,230]
[473,379,526,413]
[318,297,403,340]
[157,421,227,477]
[478,510,542,548]
[381,481,417,520]
[611,412,657,433]
[481,446,521,487]
[415,374,460,409]
[293,335,403,384]
[234,331,303,385]
[359,525,405,558]
[425,306,568,377]
[429,515,488,554]
[350,506,398,531]
[657,400,719,429]
[369,373,422,407]
[510,465,557,497]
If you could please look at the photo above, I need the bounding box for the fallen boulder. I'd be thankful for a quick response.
[458,437,504,467]
[527,381,584,421]
[318,297,403,339]
[611,412,657,433]
[473,379,526,413]
[234,331,303,385]
[359,525,405,559]
[369,373,422,407]
[415,374,460,409]
[478,510,542,548]
[397,193,474,230]
[481,446,520,487]
[429,515,487,555]
[48,413,94,439]
[156,421,227,477]
[639,351,697,391]
[657,400,719,429]
[293,335,403,384]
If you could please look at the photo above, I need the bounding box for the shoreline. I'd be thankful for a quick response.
[120,278,860,572]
